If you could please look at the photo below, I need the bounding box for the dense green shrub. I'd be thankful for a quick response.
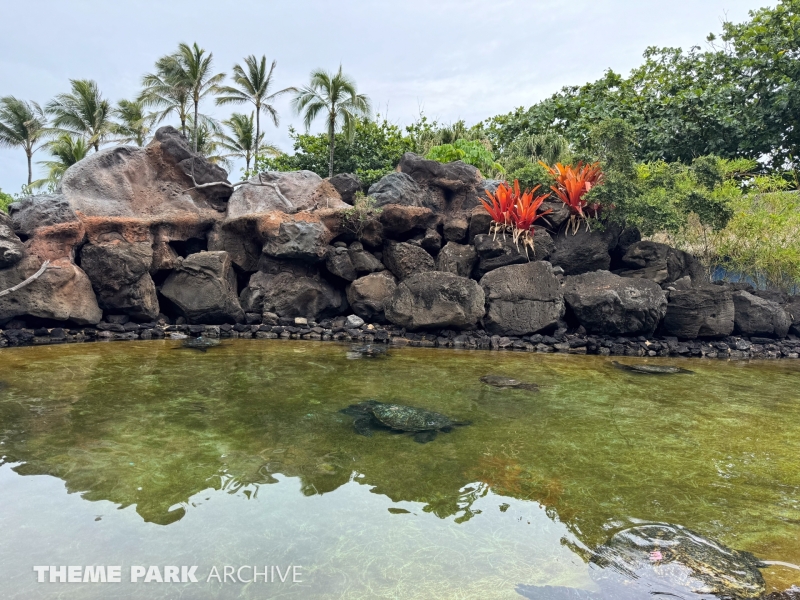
[425,139,503,176]
[0,189,13,213]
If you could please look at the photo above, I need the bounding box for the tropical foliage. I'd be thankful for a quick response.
[291,66,371,177]
[541,161,604,232]
[0,189,13,213]
[426,139,504,176]
[481,180,551,256]
[30,134,89,191]
[0,96,48,185]
[45,79,113,151]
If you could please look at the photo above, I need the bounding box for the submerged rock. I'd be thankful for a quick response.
[180,336,221,352]
[612,361,694,375]
[480,375,540,392]
[347,343,388,358]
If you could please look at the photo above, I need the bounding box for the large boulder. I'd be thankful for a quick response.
[732,290,791,338]
[240,260,345,319]
[436,242,477,278]
[0,256,102,325]
[379,205,438,236]
[617,241,704,286]
[472,229,554,278]
[385,272,485,330]
[368,172,427,208]
[662,285,735,338]
[329,173,362,205]
[160,251,244,324]
[382,240,435,280]
[80,233,159,320]
[784,296,800,336]
[563,270,667,336]
[57,128,230,217]
[480,261,565,335]
[346,271,397,323]
[0,212,24,268]
[262,220,330,263]
[549,224,620,276]
[8,193,79,237]
[227,170,348,217]
[398,152,481,194]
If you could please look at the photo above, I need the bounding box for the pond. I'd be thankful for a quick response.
[0,340,798,599]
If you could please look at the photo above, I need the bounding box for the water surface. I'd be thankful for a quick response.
[0,340,798,598]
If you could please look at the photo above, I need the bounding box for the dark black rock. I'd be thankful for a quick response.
[329,173,362,204]
[663,286,735,338]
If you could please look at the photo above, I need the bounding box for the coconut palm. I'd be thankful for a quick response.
[291,66,371,177]
[111,99,154,146]
[0,96,48,185]
[217,112,280,173]
[139,55,192,136]
[30,134,89,191]
[216,55,295,162]
[154,43,225,152]
[45,79,113,152]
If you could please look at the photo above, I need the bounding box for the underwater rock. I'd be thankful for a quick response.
[347,343,388,358]
[612,361,694,375]
[179,336,221,352]
[480,375,540,392]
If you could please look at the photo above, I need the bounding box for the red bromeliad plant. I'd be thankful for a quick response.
[539,161,604,233]
[481,180,552,257]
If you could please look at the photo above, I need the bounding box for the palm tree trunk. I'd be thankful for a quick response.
[328,119,335,178]
[246,152,251,173]
[254,105,261,164]
[193,100,199,152]
[26,149,32,186]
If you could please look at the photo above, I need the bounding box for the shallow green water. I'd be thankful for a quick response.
[0,340,798,598]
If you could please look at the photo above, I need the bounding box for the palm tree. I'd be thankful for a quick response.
[0,96,48,185]
[216,55,295,162]
[155,43,225,152]
[217,112,280,173]
[139,55,192,136]
[45,79,113,152]
[291,66,371,177]
[30,134,89,191]
[111,99,153,146]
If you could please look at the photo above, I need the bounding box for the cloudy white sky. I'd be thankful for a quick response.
[0,0,773,192]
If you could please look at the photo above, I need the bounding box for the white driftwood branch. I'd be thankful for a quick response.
[181,157,273,193]
[0,260,51,298]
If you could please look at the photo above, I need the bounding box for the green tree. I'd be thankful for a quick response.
[218,112,279,173]
[45,79,113,152]
[258,117,411,188]
[30,134,89,191]
[0,188,13,213]
[216,55,295,163]
[425,139,504,176]
[0,96,48,186]
[154,43,226,152]
[291,66,371,178]
[140,55,192,136]
[111,99,153,146]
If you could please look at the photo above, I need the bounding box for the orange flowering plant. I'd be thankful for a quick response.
[540,161,604,233]
[481,180,552,257]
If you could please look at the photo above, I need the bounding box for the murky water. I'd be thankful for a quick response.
[0,340,798,598]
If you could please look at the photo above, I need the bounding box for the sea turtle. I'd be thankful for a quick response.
[481,374,540,392]
[516,523,798,600]
[347,344,388,358]
[179,336,221,352]
[612,361,694,375]
[340,400,470,443]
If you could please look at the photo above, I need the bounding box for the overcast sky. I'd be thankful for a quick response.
[0,0,773,193]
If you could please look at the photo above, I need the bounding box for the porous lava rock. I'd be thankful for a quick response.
[732,290,791,338]
[662,285,735,338]
[385,271,485,330]
[382,240,435,280]
[160,251,244,324]
[563,270,667,336]
[346,271,397,323]
[480,261,565,335]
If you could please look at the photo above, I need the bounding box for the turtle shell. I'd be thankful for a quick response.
[591,523,765,599]
[369,403,456,432]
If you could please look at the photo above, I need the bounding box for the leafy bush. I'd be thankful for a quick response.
[425,139,504,176]
[0,189,13,213]
[341,192,382,240]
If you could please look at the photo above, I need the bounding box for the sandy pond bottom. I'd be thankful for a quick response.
[0,340,798,599]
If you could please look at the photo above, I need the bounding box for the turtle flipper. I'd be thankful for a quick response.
[413,431,437,443]
[353,416,375,437]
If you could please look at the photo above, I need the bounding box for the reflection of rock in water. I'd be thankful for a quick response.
[517,523,767,600]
